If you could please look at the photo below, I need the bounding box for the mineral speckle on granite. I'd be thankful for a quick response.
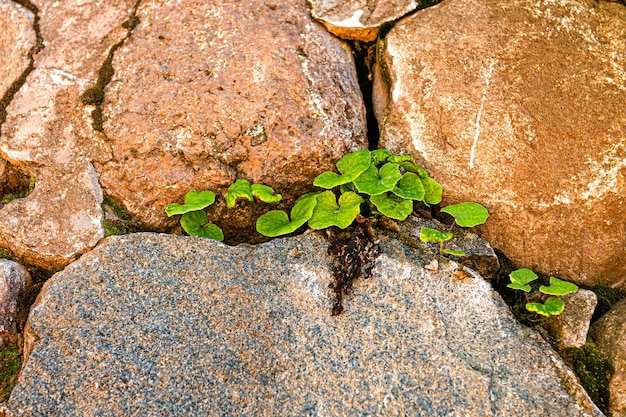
[7,233,603,416]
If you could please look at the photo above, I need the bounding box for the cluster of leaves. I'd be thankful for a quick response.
[256,149,443,236]
[418,202,489,257]
[507,268,579,317]
[164,179,281,241]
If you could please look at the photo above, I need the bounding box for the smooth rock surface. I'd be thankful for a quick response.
[96,0,367,232]
[0,0,35,100]
[593,298,626,417]
[375,0,626,287]
[309,0,418,42]
[0,0,138,269]
[8,232,602,416]
[0,259,30,334]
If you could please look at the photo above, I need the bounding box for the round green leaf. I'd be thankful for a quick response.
[371,149,391,164]
[539,277,579,296]
[354,163,402,195]
[507,268,538,293]
[440,202,489,227]
[443,249,466,257]
[392,172,425,201]
[313,150,371,189]
[308,191,363,230]
[387,155,414,163]
[180,211,224,241]
[251,183,282,204]
[419,227,453,243]
[526,297,565,317]
[256,193,318,237]
[370,193,414,221]
[421,177,442,205]
[165,190,216,216]
[225,179,253,208]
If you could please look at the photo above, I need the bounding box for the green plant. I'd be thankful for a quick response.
[165,182,282,241]
[256,149,442,236]
[507,268,579,317]
[418,201,489,257]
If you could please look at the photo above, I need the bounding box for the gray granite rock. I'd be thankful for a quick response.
[0,259,31,334]
[548,289,597,349]
[7,233,602,416]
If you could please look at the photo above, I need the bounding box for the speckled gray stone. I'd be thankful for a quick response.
[7,233,602,416]
[0,259,31,334]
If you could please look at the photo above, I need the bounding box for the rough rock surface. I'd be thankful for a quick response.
[96,0,367,232]
[309,0,418,42]
[7,233,602,416]
[0,259,30,335]
[0,0,140,269]
[593,298,626,417]
[375,0,626,287]
[549,289,597,349]
[0,0,35,101]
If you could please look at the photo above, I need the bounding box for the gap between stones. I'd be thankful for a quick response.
[80,0,142,132]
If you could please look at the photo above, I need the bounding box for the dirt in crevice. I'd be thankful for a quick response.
[0,0,44,133]
[80,0,142,132]
[326,218,381,316]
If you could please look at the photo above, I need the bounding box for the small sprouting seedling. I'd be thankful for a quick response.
[418,202,488,258]
[224,179,282,208]
[507,268,579,317]
[526,297,566,317]
[165,190,224,241]
[419,227,453,257]
[507,268,538,292]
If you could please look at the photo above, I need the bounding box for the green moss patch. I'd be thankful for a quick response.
[0,340,21,402]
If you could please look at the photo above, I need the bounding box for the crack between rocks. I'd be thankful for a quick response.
[80,0,142,132]
[0,0,44,136]
[347,40,379,151]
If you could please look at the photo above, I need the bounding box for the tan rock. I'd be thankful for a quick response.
[309,0,418,42]
[592,298,626,416]
[96,0,368,233]
[0,0,35,100]
[376,0,626,286]
[0,0,139,269]
[548,289,597,348]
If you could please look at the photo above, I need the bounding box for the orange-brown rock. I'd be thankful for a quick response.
[0,0,35,101]
[309,0,418,42]
[376,0,626,287]
[96,0,367,232]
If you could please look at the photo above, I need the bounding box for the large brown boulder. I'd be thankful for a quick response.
[376,0,626,286]
[96,0,367,233]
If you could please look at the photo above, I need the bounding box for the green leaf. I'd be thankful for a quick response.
[225,179,253,208]
[387,155,414,163]
[507,268,538,293]
[256,193,318,237]
[526,297,565,317]
[370,193,414,221]
[400,161,429,179]
[354,163,402,195]
[539,277,579,296]
[440,202,489,227]
[165,190,216,216]
[180,211,224,241]
[392,172,425,201]
[421,177,442,205]
[371,149,391,164]
[308,191,363,230]
[419,227,453,243]
[250,184,282,204]
[313,150,371,189]
[443,249,466,256]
